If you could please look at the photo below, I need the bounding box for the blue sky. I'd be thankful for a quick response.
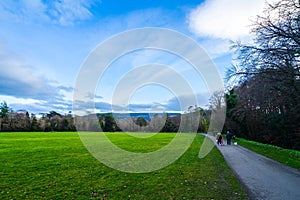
[0,0,272,114]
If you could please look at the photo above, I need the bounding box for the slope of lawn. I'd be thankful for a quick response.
[0,132,247,199]
[235,137,300,170]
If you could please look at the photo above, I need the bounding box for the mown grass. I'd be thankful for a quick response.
[0,132,247,199]
[235,137,300,170]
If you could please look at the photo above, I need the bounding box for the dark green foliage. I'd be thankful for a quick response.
[225,89,237,112]
[224,70,300,150]
[0,101,11,131]
[0,101,9,117]
[98,113,120,132]
[103,114,118,132]
[160,115,178,132]
[30,114,39,131]
[201,118,208,133]
[135,116,148,127]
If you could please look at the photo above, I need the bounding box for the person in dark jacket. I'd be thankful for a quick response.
[226,131,232,145]
[216,132,223,145]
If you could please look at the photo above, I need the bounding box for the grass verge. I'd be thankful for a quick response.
[235,137,300,170]
[0,132,247,199]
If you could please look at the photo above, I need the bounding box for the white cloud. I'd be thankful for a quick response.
[0,43,73,113]
[188,0,275,40]
[0,95,41,105]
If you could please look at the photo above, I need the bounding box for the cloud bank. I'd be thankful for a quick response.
[0,44,72,113]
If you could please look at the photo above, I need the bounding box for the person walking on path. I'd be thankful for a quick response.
[216,132,223,145]
[226,131,232,145]
[205,133,300,199]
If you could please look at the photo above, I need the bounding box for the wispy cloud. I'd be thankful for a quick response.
[48,0,98,26]
[0,0,100,26]
[187,0,274,40]
[123,8,175,28]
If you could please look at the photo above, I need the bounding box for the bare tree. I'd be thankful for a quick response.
[226,0,300,149]
[228,0,300,81]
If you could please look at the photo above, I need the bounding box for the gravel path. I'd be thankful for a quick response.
[205,134,300,200]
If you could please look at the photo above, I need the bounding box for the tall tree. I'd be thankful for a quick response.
[0,101,11,131]
[100,114,119,132]
[135,116,148,127]
[208,91,226,133]
[227,0,300,149]
[31,114,39,131]
[0,101,9,117]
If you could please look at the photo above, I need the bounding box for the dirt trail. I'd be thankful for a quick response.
[205,134,300,200]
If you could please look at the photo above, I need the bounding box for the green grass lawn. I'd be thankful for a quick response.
[235,137,300,170]
[0,132,247,199]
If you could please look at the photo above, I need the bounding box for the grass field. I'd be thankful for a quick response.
[235,137,300,170]
[0,132,247,199]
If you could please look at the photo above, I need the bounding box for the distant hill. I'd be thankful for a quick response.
[103,112,181,121]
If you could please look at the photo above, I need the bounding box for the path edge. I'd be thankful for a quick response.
[203,134,254,200]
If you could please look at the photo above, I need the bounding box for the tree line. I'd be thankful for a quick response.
[223,0,300,150]
[0,102,76,132]
[0,102,210,133]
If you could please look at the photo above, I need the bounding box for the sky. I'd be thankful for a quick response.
[0,0,274,115]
